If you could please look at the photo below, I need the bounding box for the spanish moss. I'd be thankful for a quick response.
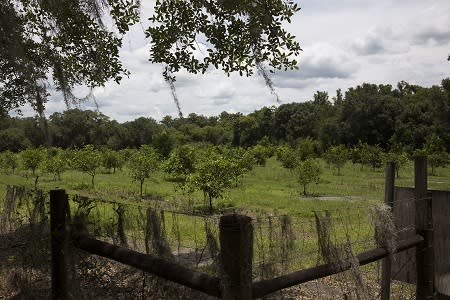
[256,61,281,103]
[165,71,183,118]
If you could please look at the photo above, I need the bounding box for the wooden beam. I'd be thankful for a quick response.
[414,157,434,299]
[72,233,221,298]
[252,234,424,298]
[50,189,70,300]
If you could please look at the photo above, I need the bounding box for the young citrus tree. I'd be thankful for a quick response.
[163,145,197,183]
[0,151,18,174]
[276,144,299,169]
[185,150,241,213]
[385,151,409,178]
[42,148,67,181]
[102,149,122,174]
[352,141,384,170]
[128,145,160,198]
[231,147,257,174]
[71,145,101,187]
[250,144,272,166]
[20,147,45,176]
[423,134,449,175]
[296,158,321,196]
[324,145,348,176]
[297,137,318,161]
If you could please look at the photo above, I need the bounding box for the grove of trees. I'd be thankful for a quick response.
[1,79,449,155]
[1,78,449,207]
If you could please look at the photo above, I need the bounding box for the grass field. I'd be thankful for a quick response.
[1,157,448,297]
[1,157,449,216]
[1,156,448,266]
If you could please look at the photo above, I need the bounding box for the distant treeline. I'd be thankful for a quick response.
[1,78,449,153]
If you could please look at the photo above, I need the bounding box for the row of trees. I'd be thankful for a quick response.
[277,135,448,176]
[1,137,448,205]
[275,137,449,195]
[1,79,449,154]
[0,144,273,211]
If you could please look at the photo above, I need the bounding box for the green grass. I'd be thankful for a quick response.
[2,158,448,276]
[230,157,448,216]
[1,157,449,216]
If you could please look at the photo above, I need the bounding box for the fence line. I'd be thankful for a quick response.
[49,188,429,299]
[0,156,443,299]
[74,233,221,297]
[49,158,433,300]
[252,234,423,298]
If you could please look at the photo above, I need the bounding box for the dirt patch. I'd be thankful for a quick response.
[315,196,362,201]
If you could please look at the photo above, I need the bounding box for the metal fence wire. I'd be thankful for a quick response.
[251,201,417,300]
[0,184,424,299]
[0,185,51,299]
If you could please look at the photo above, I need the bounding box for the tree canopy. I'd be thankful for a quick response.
[0,0,301,115]
[148,0,301,80]
[1,78,449,155]
[0,0,139,113]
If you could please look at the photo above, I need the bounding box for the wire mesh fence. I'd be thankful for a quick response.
[250,199,420,299]
[0,183,426,299]
[69,195,221,272]
[0,185,51,298]
[67,193,222,299]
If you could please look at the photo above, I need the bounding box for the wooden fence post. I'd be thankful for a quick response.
[116,204,128,247]
[381,161,395,300]
[414,156,434,299]
[50,189,69,300]
[219,214,253,300]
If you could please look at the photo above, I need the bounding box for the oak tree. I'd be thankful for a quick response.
[1,0,301,115]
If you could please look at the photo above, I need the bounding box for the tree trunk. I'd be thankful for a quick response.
[303,185,306,196]
[140,181,144,198]
[209,195,213,214]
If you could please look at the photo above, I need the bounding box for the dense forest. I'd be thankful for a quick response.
[1,79,449,154]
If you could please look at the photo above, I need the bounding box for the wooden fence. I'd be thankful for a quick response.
[391,177,450,296]
[50,157,442,299]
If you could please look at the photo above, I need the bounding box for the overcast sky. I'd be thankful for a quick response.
[35,0,450,122]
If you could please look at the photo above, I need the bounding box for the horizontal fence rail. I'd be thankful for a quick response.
[73,233,221,297]
[252,234,424,298]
